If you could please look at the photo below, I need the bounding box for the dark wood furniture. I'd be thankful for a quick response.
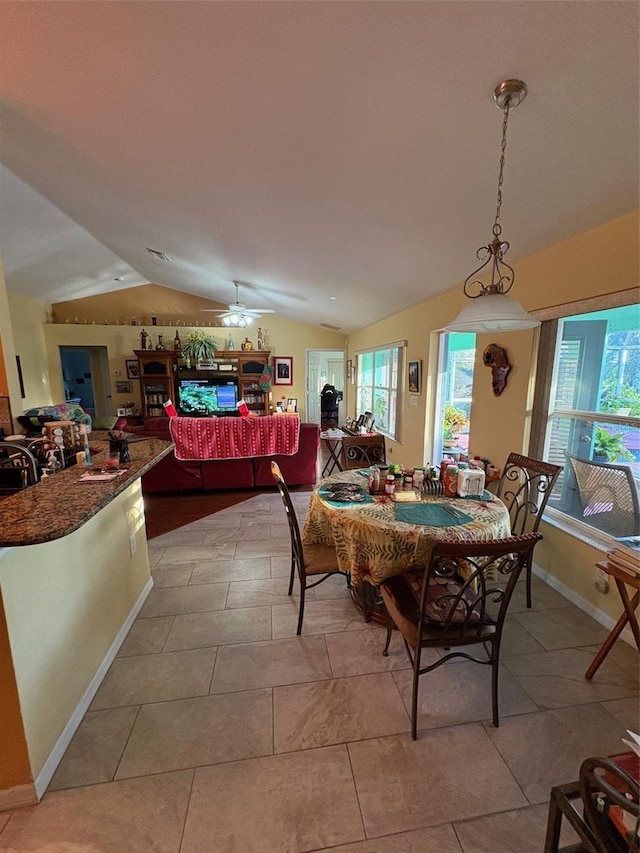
[134,349,272,418]
[545,754,639,853]
[495,452,562,607]
[586,560,640,680]
[380,533,542,738]
[340,434,386,470]
[134,349,179,418]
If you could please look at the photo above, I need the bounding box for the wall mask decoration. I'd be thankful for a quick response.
[483,343,511,397]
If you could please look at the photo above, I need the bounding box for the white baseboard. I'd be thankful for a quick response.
[532,562,635,647]
[33,577,154,800]
[0,783,38,812]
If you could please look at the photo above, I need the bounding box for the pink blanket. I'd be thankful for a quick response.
[170,415,300,461]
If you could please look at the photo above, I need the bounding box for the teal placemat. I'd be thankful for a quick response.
[394,503,473,527]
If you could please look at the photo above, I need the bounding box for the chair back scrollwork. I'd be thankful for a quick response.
[496,452,562,535]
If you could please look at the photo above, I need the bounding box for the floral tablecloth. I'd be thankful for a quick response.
[302,470,511,587]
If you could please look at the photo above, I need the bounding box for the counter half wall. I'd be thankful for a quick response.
[0,437,172,809]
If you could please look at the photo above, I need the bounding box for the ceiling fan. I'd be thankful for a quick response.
[202,282,275,327]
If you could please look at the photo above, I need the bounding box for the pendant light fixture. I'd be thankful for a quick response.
[445,80,540,333]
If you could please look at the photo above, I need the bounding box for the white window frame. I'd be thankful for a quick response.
[530,291,639,549]
[355,341,405,441]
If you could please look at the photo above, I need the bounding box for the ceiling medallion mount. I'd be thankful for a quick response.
[446,78,540,333]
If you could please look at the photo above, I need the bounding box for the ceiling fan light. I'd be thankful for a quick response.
[445,292,540,333]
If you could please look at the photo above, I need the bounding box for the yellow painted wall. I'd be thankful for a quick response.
[7,291,53,411]
[0,256,24,429]
[348,210,639,625]
[0,480,151,779]
[41,316,344,421]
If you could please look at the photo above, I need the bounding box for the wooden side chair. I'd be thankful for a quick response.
[495,452,562,607]
[340,434,386,470]
[380,533,542,738]
[271,460,349,635]
[566,452,640,539]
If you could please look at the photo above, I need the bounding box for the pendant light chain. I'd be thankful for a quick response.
[493,98,511,238]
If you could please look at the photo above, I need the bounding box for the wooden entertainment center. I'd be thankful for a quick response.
[134,349,271,417]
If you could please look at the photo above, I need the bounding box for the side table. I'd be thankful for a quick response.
[585,561,640,680]
[320,429,346,477]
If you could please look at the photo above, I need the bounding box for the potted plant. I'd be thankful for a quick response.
[181,330,219,367]
[592,426,633,462]
[443,404,469,447]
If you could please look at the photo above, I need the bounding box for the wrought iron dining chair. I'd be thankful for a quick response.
[340,434,386,470]
[579,756,639,853]
[380,533,542,738]
[565,452,640,539]
[495,453,562,608]
[271,460,349,635]
[0,442,40,494]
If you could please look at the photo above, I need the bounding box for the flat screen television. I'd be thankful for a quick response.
[177,378,239,416]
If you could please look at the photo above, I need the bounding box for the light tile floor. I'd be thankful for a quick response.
[1,492,638,852]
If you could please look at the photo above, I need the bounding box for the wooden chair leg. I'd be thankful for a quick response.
[382,616,393,656]
[525,562,533,609]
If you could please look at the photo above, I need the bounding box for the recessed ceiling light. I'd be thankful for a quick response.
[329,296,337,301]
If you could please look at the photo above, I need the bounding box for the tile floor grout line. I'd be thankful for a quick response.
[109,703,143,785]
[176,768,196,853]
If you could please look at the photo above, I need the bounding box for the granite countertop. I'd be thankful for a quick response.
[0,435,173,547]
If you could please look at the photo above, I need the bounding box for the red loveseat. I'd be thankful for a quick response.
[123,417,319,493]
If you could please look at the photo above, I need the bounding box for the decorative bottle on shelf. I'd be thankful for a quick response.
[155,334,165,350]
[257,327,264,350]
[173,330,182,351]
[227,334,235,351]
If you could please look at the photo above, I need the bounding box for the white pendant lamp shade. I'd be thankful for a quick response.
[447,80,540,334]
[445,292,540,333]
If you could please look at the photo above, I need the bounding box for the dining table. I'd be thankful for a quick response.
[302,469,512,618]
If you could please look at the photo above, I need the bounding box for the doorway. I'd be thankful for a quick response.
[306,349,346,426]
[59,346,111,418]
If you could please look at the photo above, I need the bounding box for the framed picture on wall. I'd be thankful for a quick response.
[115,380,133,394]
[273,356,293,386]
[408,360,421,394]
[125,359,140,379]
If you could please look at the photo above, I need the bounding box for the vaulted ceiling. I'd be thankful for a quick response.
[1,2,638,332]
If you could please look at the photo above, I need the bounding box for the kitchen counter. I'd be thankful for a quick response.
[0,434,173,805]
[0,436,172,547]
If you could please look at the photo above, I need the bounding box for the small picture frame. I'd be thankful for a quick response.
[286,398,298,413]
[115,380,133,394]
[408,360,421,394]
[273,356,293,386]
[125,359,140,379]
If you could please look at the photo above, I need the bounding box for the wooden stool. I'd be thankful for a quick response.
[585,561,640,680]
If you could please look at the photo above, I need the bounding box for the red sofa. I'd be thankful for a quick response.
[123,417,319,493]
